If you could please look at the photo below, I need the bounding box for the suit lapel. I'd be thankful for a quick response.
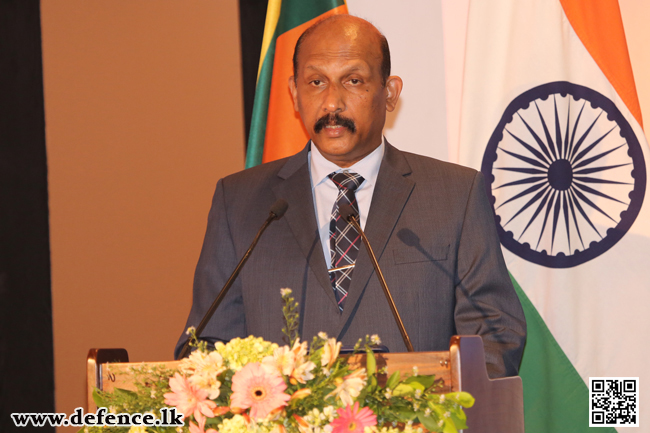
[336,142,415,335]
[272,145,339,308]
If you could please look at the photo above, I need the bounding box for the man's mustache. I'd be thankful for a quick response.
[314,114,356,134]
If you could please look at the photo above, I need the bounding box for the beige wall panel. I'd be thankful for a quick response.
[41,0,245,426]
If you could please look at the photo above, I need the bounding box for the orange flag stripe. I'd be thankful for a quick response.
[560,0,643,129]
[262,4,348,164]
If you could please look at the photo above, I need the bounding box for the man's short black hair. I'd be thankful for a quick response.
[292,16,391,87]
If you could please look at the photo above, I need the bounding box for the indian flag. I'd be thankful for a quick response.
[456,0,649,430]
[245,0,347,168]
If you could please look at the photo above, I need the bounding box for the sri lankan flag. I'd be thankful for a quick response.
[245,0,347,168]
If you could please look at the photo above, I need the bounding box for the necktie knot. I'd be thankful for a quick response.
[328,171,365,192]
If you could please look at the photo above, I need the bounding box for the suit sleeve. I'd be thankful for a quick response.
[174,178,247,359]
[454,171,527,378]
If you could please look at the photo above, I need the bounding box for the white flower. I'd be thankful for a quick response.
[326,368,367,406]
[444,412,451,418]
[185,326,196,335]
[412,366,419,376]
[414,389,422,398]
[384,388,392,399]
[180,350,226,399]
[318,332,328,340]
[412,402,420,411]
[292,359,316,383]
[370,334,381,345]
[439,394,445,403]
[424,408,431,417]
[262,345,296,376]
[438,420,444,427]
[281,288,292,297]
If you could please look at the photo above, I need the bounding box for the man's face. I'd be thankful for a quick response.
[289,19,402,168]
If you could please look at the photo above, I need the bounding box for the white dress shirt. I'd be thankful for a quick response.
[308,138,385,269]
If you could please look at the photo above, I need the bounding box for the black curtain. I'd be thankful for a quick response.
[239,0,269,148]
[0,0,54,431]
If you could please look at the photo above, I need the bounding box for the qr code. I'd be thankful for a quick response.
[590,377,639,427]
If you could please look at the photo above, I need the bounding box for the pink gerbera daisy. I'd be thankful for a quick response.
[330,402,377,433]
[164,373,216,420]
[230,362,291,420]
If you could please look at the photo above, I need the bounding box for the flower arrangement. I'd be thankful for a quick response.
[90,289,474,433]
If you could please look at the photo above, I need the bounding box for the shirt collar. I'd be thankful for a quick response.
[309,137,385,188]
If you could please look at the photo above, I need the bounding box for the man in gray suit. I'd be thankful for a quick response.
[176,15,526,378]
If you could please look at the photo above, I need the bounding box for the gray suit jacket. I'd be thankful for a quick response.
[175,142,526,378]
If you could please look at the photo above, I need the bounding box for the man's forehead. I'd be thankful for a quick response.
[298,19,383,68]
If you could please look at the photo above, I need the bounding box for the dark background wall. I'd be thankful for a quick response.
[0,1,54,431]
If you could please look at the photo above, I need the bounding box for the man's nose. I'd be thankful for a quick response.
[323,83,345,113]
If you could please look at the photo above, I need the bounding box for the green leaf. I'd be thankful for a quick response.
[114,388,138,398]
[386,371,400,390]
[392,383,414,397]
[405,374,436,389]
[450,411,468,430]
[445,391,475,408]
[417,411,441,432]
[395,408,417,421]
[92,388,109,408]
[366,348,376,376]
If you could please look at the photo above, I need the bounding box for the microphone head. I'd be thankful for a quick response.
[339,204,358,222]
[270,199,289,219]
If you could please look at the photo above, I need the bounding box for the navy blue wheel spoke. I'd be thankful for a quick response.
[553,96,563,160]
[571,125,616,165]
[569,188,608,235]
[573,176,631,185]
[534,101,558,161]
[504,185,550,227]
[518,187,553,240]
[572,185,623,218]
[573,143,625,170]
[563,100,571,159]
[505,129,551,165]
[562,192,573,251]
[551,191,563,252]
[574,162,631,175]
[495,176,546,189]
[498,146,549,169]
[536,190,557,250]
[496,167,547,175]
[567,192,587,249]
[515,113,553,165]
[497,182,547,210]
[569,110,603,161]
[566,101,586,160]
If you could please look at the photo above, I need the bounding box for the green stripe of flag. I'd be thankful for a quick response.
[511,274,616,432]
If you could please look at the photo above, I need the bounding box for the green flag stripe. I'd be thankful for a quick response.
[245,0,345,169]
[275,0,345,34]
[511,274,616,432]
[245,39,276,168]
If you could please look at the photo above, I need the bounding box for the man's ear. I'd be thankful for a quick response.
[289,76,300,112]
[385,75,403,112]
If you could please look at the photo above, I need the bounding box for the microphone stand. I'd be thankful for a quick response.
[345,211,414,352]
[178,200,288,358]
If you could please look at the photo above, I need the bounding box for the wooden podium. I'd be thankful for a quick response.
[87,335,523,433]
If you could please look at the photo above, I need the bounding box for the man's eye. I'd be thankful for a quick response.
[311,80,322,86]
[350,79,360,85]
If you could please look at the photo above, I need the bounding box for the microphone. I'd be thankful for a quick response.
[178,199,289,358]
[339,204,414,352]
